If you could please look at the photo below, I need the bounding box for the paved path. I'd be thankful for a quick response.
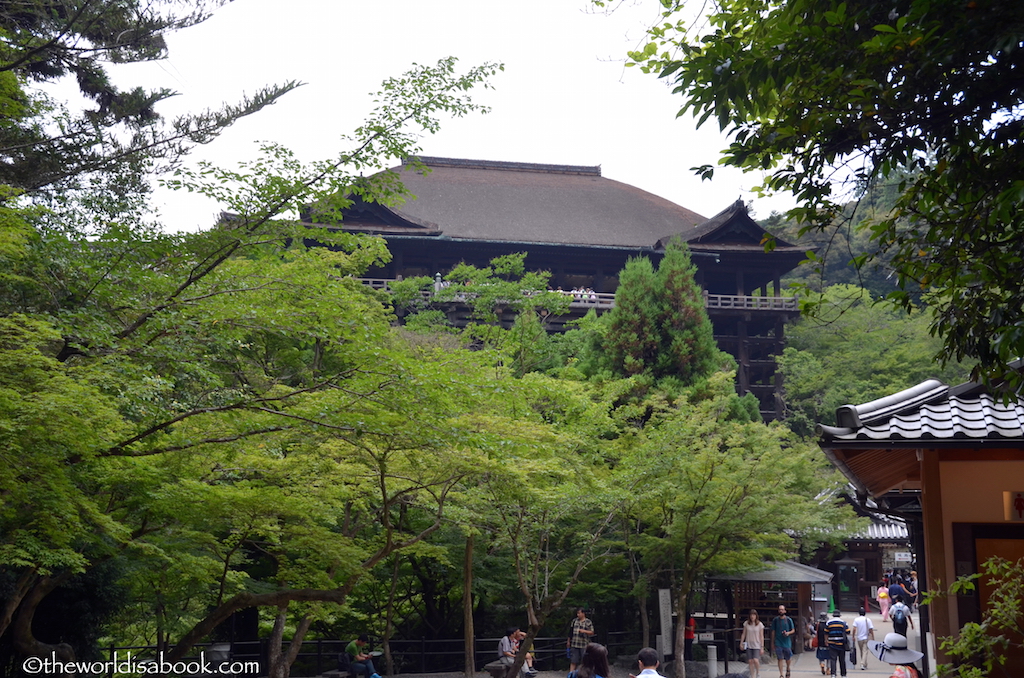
[710,610,927,677]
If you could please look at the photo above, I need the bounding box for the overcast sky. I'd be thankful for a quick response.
[107,0,796,231]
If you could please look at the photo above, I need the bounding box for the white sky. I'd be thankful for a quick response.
[106,0,797,231]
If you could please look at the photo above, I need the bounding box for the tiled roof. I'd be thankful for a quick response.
[819,379,1024,444]
[382,157,709,249]
[850,519,909,541]
[710,560,833,583]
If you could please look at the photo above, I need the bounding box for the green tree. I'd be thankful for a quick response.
[777,284,974,435]
[604,241,731,386]
[0,57,501,669]
[927,556,1024,678]
[616,0,1024,388]
[0,0,297,195]
[615,373,859,678]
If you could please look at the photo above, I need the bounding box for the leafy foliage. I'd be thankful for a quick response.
[0,55,504,667]
[618,0,1024,388]
[928,556,1024,678]
[601,241,733,386]
[777,284,974,435]
[0,0,299,195]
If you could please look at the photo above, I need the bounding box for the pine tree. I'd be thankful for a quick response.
[604,241,724,384]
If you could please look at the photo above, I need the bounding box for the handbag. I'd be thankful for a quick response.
[810,636,817,649]
[849,643,857,665]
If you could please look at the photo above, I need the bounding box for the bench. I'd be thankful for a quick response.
[320,670,350,678]
[483,660,509,678]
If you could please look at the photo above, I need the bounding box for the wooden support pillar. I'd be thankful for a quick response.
[737,318,750,395]
[921,450,950,662]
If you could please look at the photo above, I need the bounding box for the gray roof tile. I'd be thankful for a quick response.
[820,388,1024,443]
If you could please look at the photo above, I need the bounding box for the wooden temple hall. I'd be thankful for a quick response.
[309,157,806,418]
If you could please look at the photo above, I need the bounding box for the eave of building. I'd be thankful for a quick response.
[818,371,1024,498]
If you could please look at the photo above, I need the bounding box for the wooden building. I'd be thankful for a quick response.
[818,374,1024,673]
[310,157,806,417]
[708,560,833,656]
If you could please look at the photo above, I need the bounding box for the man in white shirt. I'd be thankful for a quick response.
[632,647,665,678]
[851,607,875,670]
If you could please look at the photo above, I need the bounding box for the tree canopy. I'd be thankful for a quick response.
[617,0,1024,387]
[0,0,298,197]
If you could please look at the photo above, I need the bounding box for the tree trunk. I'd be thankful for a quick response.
[383,554,402,676]
[12,576,77,676]
[268,604,288,678]
[673,588,690,678]
[638,592,650,649]
[463,532,475,678]
[0,569,36,640]
[283,616,313,678]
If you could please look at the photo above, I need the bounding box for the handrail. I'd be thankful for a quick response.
[358,279,798,312]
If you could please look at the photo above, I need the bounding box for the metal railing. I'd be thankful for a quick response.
[99,635,640,678]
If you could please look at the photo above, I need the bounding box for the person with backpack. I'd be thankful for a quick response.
[825,610,851,678]
[770,604,796,678]
[889,596,914,638]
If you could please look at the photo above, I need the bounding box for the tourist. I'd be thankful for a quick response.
[889,596,914,638]
[576,643,610,678]
[814,612,831,675]
[867,632,923,678]
[852,607,875,670]
[630,647,664,678]
[825,610,851,678]
[500,627,527,678]
[345,634,382,678]
[770,604,795,678]
[740,608,765,678]
[567,608,595,673]
[877,581,891,621]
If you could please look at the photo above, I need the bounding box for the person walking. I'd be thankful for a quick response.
[877,581,891,621]
[814,612,831,675]
[851,607,875,670]
[740,609,765,678]
[889,596,915,638]
[825,610,851,678]
[770,604,795,678]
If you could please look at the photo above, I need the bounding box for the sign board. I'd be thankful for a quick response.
[698,633,714,643]
[1005,491,1024,521]
[894,551,912,564]
[657,589,673,657]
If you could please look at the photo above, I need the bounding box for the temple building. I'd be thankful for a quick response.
[308,157,806,418]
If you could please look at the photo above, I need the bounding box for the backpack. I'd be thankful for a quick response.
[892,604,907,626]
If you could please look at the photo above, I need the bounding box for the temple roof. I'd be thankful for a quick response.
[818,368,1024,497]
[334,157,759,250]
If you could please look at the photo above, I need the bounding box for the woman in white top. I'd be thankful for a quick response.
[740,608,765,678]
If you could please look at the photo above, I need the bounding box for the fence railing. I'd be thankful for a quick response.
[358,279,797,313]
[100,634,644,678]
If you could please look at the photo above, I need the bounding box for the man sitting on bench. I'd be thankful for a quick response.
[498,627,527,678]
[346,634,381,678]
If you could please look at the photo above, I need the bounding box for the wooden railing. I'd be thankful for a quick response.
[358,279,798,312]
